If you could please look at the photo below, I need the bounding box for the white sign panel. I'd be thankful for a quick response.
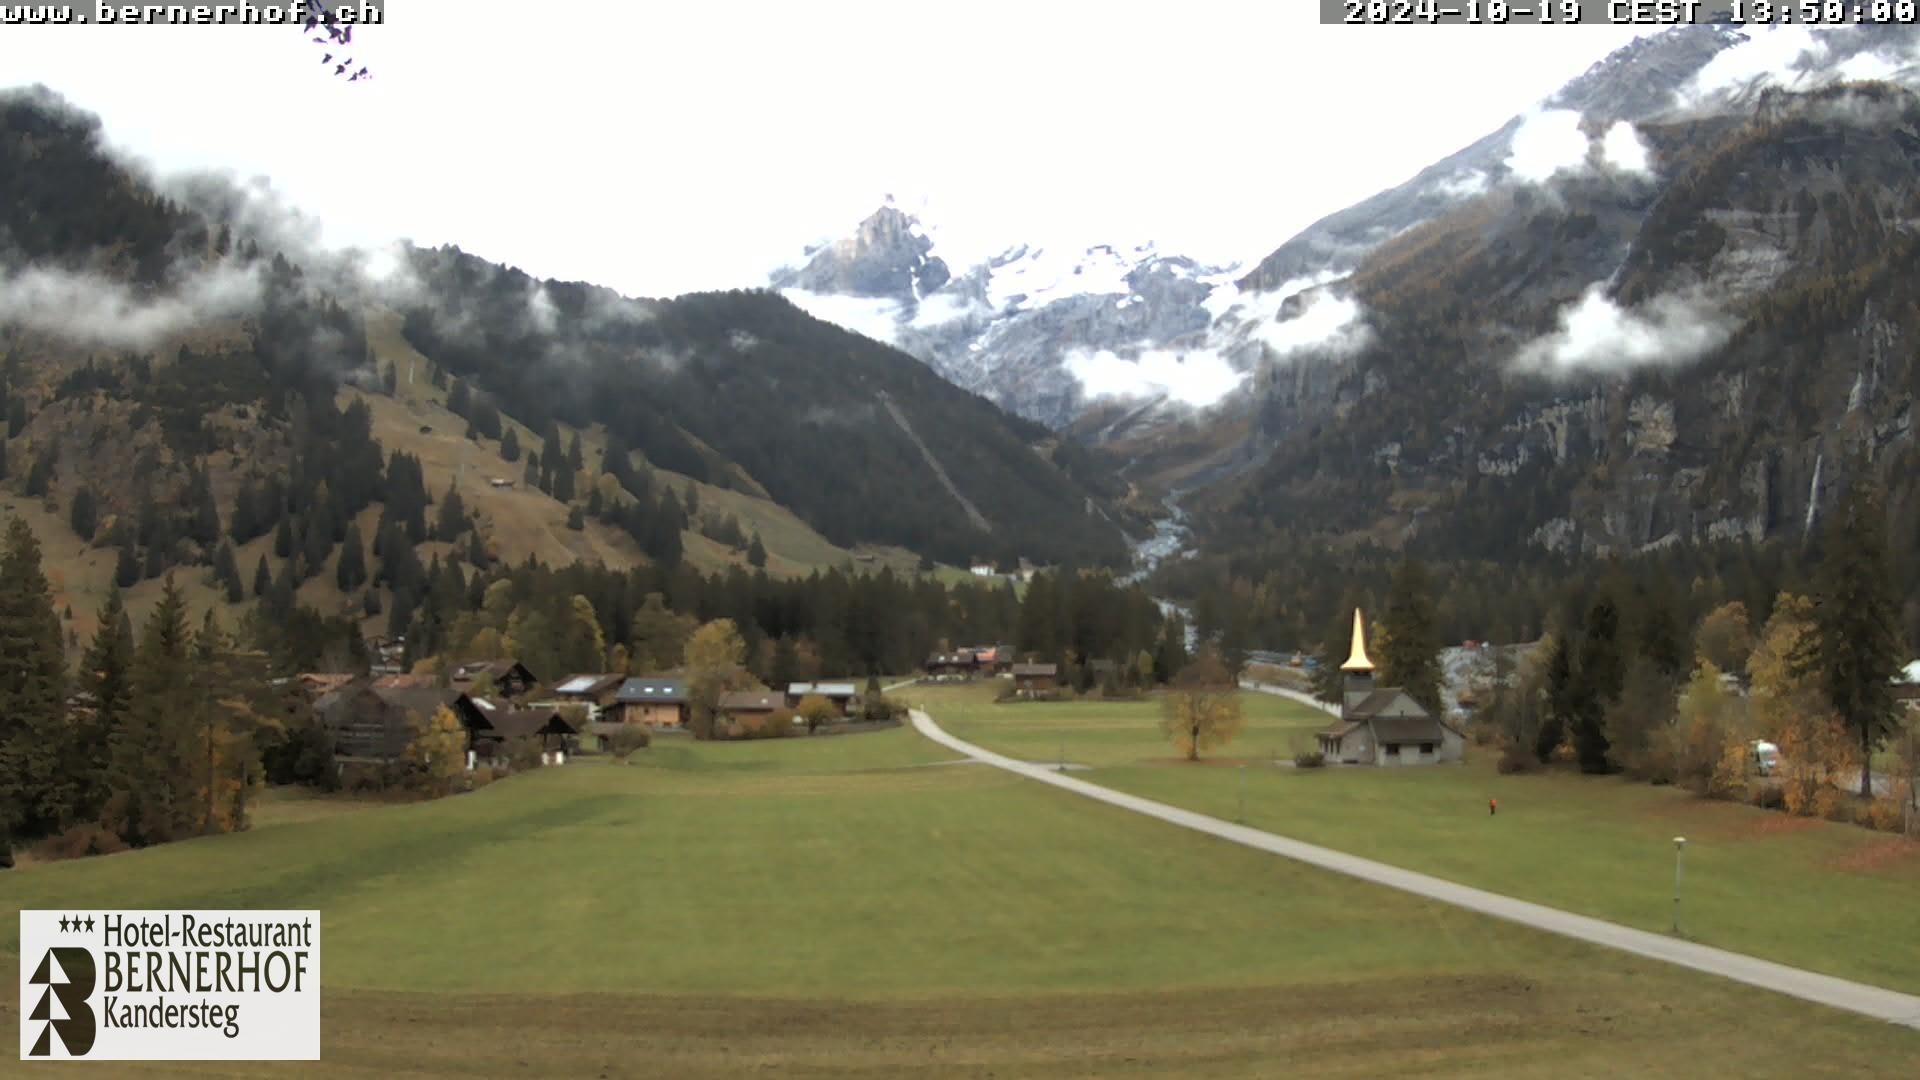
[19,910,320,1061]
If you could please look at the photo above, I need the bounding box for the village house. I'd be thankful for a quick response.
[925,651,976,680]
[468,705,580,767]
[609,677,690,729]
[450,659,539,699]
[312,680,418,762]
[1316,609,1466,767]
[786,682,857,715]
[548,673,627,718]
[972,645,1012,676]
[717,690,785,737]
[1011,662,1059,698]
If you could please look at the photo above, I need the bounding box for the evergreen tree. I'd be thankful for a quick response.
[467,530,489,570]
[1571,596,1624,773]
[500,427,521,462]
[7,396,25,437]
[74,586,135,822]
[1378,560,1444,715]
[213,540,243,603]
[336,521,368,592]
[0,435,7,481]
[116,543,141,588]
[273,515,294,558]
[566,432,584,473]
[1810,462,1905,796]
[746,533,767,568]
[447,377,471,417]
[109,575,196,845]
[472,399,502,440]
[253,553,273,598]
[523,453,540,487]
[23,449,53,497]
[0,518,72,837]
[435,483,466,541]
[1537,632,1573,762]
[553,458,576,502]
[229,480,260,543]
[566,505,586,531]
[69,485,98,541]
[187,470,221,546]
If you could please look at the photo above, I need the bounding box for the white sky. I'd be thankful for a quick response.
[0,3,1653,297]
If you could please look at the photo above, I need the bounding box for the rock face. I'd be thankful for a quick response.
[772,205,950,299]
[1206,24,1920,569]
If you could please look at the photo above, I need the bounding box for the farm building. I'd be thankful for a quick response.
[450,659,539,699]
[1011,662,1058,697]
[609,678,690,729]
[717,691,785,737]
[1316,609,1465,767]
[786,682,857,714]
[549,674,627,717]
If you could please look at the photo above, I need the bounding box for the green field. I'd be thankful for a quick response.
[4,724,1918,1077]
[916,683,1920,995]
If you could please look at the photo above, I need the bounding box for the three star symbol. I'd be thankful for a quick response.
[56,915,95,933]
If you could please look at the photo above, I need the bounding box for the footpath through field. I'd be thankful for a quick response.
[908,708,1920,1031]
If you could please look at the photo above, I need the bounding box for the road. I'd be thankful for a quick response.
[908,707,1920,1032]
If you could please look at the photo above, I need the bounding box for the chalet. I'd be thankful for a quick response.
[1316,609,1465,767]
[925,652,975,680]
[718,690,784,737]
[787,682,857,715]
[470,705,580,767]
[313,680,415,761]
[450,659,538,699]
[1011,662,1058,697]
[972,645,1013,676]
[549,673,627,717]
[610,677,690,729]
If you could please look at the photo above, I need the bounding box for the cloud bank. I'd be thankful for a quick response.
[1512,283,1733,376]
[0,259,265,349]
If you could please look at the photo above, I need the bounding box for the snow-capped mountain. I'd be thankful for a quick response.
[769,201,1319,432]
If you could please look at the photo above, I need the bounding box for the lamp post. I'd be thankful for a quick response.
[1672,836,1687,936]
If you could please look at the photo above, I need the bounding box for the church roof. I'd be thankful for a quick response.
[1341,609,1374,672]
[1344,688,1409,719]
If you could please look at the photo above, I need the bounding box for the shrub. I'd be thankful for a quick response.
[1293,751,1326,769]
[609,725,652,758]
[35,823,130,862]
[506,736,545,771]
[1497,743,1537,775]
[1865,796,1906,833]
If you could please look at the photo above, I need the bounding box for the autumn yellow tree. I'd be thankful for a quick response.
[407,705,469,797]
[1674,660,1749,798]
[1160,648,1243,762]
[1776,709,1855,819]
[1694,601,1755,675]
[795,693,837,734]
[1747,593,1822,743]
[685,618,755,740]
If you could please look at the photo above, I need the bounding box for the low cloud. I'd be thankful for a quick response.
[1435,169,1491,199]
[1600,121,1652,176]
[1065,346,1246,408]
[1505,109,1591,183]
[1251,289,1374,360]
[779,288,902,345]
[1678,27,1827,108]
[0,259,264,349]
[1512,283,1733,376]
[527,282,559,333]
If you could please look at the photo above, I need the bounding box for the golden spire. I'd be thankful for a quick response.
[1341,608,1374,672]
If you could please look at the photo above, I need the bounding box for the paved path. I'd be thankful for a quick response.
[909,709,1920,1031]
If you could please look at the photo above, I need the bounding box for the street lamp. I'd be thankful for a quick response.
[1672,836,1687,936]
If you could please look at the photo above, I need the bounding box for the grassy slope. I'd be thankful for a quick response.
[366,309,945,581]
[915,684,1920,995]
[3,727,1916,1077]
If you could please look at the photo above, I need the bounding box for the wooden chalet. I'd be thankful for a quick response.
[549,673,627,715]
[1011,662,1059,697]
[717,690,785,737]
[786,682,857,715]
[610,677,690,729]
[450,659,539,699]
[925,651,975,680]
[312,680,415,761]
[973,646,1012,676]
[469,705,579,766]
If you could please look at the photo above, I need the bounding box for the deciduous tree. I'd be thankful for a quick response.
[1160,648,1243,762]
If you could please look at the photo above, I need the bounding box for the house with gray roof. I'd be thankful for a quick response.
[1316,609,1465,767]
[609,677,690,729]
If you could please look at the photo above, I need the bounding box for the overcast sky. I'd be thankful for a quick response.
[0,3,1653,297]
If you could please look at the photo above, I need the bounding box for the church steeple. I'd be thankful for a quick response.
[1341,608,1375,711]
[1342,608,1374,673]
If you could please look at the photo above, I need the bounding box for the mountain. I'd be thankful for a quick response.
[1174,24,1920,648]
[770,203,1251,436]
[0,87,1132,654]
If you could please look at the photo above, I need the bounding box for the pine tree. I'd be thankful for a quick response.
[566,432,584,473]
[1377,560,1444,715]
[436,483,466,541]
[1810,461,1905,796]
[69,485,98,541]
[273,516,294,558]
[0,435,7,481]
[523,453,540,487]
[447,378,471,417]
[253,553,273,598]
[500,427,521,462]
[0,518,73,837]
[116,543,141,588]
[553,458,576,502]
[566,505,585,531]
[109,575,196,845]
[74,586,134,823]
[746,533,767,568]
[213,540,243,603]
[336,521,368,592]
[187,470,221,546]
[1571,596,1624,773]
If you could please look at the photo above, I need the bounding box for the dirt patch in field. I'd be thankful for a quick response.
[1828,838,1920,874]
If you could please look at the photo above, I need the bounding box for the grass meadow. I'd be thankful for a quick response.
[913,682,1920,996]
[3,720,1917,1076]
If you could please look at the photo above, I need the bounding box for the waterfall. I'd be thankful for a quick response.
[1804,452,1824,539]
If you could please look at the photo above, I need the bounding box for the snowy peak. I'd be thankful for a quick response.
[771,204,950,300]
